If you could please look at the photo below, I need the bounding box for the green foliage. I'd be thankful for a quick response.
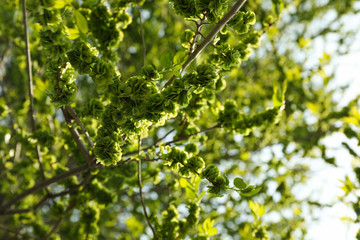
[1,0,359,239]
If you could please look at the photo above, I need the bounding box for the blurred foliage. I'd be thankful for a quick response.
[0,0,360,239]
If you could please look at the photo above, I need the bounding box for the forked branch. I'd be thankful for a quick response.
[164,0,247,87]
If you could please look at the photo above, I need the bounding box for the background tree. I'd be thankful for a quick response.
[0,0,359,239]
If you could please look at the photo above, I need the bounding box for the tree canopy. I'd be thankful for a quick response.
[0,0,359,239]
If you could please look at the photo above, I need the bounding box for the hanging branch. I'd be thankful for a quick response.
[164,0,247,87]
[65,106,94,148]
[138,8,146,67]
[137,136,157,239]
[22,0,49,194]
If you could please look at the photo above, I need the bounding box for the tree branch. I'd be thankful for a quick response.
[164,0,247,87]
[124,124,222,156]
[1,174,93,216]
[61,108,96,168]
[0,122,219,213]
[0,163,89,212]
[65,106,94,148]
[138,8,146,67]
[22,0,49,195]
[137,136,157,239]
[0,225,40,240]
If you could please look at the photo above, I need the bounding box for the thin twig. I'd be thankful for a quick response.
[137,136,157,239]
[124,124,222,156]
[22,0,35,132]
[65,106,94,148]
[138,8,146,67]
[153,129,175,146]
[164,124,221,145]
[164,0,247,87]
[61,108,96,167]
[22,0,49,197]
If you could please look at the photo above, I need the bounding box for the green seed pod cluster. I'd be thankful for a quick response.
[181,29,195,48]
[212,44,241,70]
[115,0,145,8]
[252,226,270,240]
[218,99,280,133]
[53,164,78,188]
[90,60,115,86]
[127,76,157,101]
[115,11,133,29]
[94,134,123,166]
[217,100,243,129]
[186,156,205,174]
[186,202,200,226]
[170,0,198,18]
[80,206,100,236]
[196,0,228,22]
[161,77,193,106]
[87,179,117,206]
[184,143,199,154]
[156,204,181,239]
[32,130,55,147]
[40,25,71,59]
[163,147,206,176]
[141,65,161,82]
[201,164,229,195]
[49,202,65,218]
[84,98,104,119]
[185,64,219,89]
[164,147,188,168]
[200,164,220,182]
[45,64,77,108]
[89,4,123,49]
[227,11,256,35]
[67,40,97,74]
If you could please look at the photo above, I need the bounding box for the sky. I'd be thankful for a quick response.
[304,50,360,240]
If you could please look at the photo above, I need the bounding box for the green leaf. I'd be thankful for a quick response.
[74,10,88,34]
[240,186,261,197]
[208,227,218,236]
[173,64,182,77]
[173,50,187,65]
[160,50,173,69]
[179,178,190,188]
[185,187,197,200]
[66,28,80,40]
[203,218,218,236]
[53,0,67,8]
[249,201,265,217]
[234,177,247,189]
